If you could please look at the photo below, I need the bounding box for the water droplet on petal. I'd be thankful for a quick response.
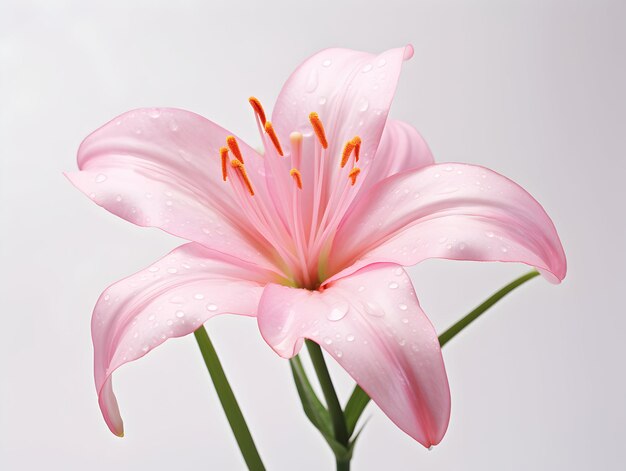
[148,266,159,273]
[401,317,409,324]
[319,96,327,105]
[327,301,349,321]
[394,267,403,276]
[194,293,205,300]
[346,334,355,342]
[148,108,161,118]
[486,231,495,238]
[167,267,178,274]
[206,303,218,312]
[305,68,319,92]
[377,58,387,68]
[322,59,332,67]
[336,350,343,358]
[324,337,333,345]
[399,303,408,311]
[357,98,369,112]
[175,310,185,318]
[363,300,385,317]
[95,174,107,183]
[361,64,373,73]
[388,282,399,289]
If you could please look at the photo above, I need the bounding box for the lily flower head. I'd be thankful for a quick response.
[67,45,566,447]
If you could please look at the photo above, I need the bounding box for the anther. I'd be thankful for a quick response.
[231,159,255,196]
[226,136,244,164]
[348,167,361,186]
[219,147,229,181]
[308,112,328,149]
[341,140,356,168]
[264,121,284,156]
[248,97,267,125]
[290,168,303,189]
[352,136,361,162]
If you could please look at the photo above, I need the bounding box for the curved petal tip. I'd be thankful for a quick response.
[403,44,415,61]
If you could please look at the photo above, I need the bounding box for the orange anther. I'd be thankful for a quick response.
[308,112,328,149]
[341,140,356,168]
[341,136,362,168]
[248,96,267,125]
[290,168,303,189]
[352,136,361,162]
[348,167,361,186]
[226,136,244,164]
[231,159,255,196]
[219,147,229,181]
[264,121,284,156]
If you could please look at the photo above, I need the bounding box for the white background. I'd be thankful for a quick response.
[1,0,624,469]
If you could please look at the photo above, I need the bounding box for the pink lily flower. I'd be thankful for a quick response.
[67,45,566,447]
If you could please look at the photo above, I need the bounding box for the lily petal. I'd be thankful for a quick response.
[272,45,414,174]
[257,263,450,447]
[93,243,271,436]
[330,163,567,283]
[66,108,279,273]
[360,119,435,192]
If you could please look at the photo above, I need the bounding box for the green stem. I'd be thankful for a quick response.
[306,339,350,469]
[438,269,540,347]
[194,326,265,471]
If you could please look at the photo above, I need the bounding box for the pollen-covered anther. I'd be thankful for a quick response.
[290,168,303,189]
[226,136,244,164]
[308,112,328,149]
[248,96,267,125]
[264,121,284,156]
[230,159,255,196]
[348,167,361,186]
[219,147,229,181]
[351,136,362,162]
[341,140,356,168]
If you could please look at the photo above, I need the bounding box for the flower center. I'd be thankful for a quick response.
[216,97,364,289]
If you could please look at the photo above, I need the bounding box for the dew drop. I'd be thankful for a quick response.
[170,295,186,304]
[363,300,385,317]
[327,301,349,321]
[485,231,495,238]
[346,334,355,342]
[361,64,373,73]
[147,314,156,321]
[388,282,399,289]
[394,267,403,276]
[165,200,173,207]
[322,59,332,67]
[401,318,409,324]
[377,58,387,68]
[95,174,107,183]
[324,338,333,345]
[501,246,509,253]
[166,267,178,274]
[336,350,344,358]
[194,293,205,300]
[175,311,185,318]
[115,194,123,202]
[319,96,327,105]
[141,345,149,353]
[357,98,369,112]
[399,303,408,311]
[148,266,159,273]
[148,108,161,118]
[305,68,319,92]
[206,303,218,312]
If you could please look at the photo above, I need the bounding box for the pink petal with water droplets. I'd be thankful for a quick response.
[330,163,567,284]
[66,108,279,274]
[257,263,450,447]
[93,243,271,436]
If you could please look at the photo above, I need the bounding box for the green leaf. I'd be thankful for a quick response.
[289,355,334,438]
[194,326,265,471]
[344,385,370,437]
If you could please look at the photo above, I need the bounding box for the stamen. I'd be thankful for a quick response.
[226,136,244,164]
[341,140,356,168]
[290,168,303,189]
[231,159,255,196]
[348,167,361,186]
[352,136,361,162]
[290,132,303,169]
[248,96,267,125]
[264,121,284,156]
[219,147,229,181]
[308,112,328,149]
